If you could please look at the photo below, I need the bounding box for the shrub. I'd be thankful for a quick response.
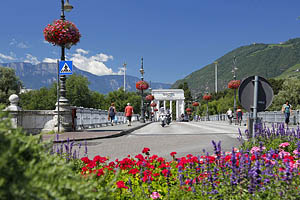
[0,111,114,199]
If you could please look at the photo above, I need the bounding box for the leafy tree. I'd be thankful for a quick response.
[106,88,141,113]
[90,91,107,110]
[178,82,193,109]
[269,79,300,110]
[19,84,57,110]
[66,74,92,108]
[268,78,284,95]
[0,67,22,105]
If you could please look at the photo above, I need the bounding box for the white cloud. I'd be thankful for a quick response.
[70,49,115,75]
[43,58,57,63]
[9,38,29,49]
[17,42,29,49]
[24,54,40,65]
[0,53,15,61]
[76,48,89,55]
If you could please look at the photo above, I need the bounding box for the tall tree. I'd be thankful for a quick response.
[0,67,22,105]
[66,74,92,108]
[269,79,300,110]
[178,82,193,107]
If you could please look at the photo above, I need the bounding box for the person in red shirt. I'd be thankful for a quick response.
[236,106,243,126]
[125,103,134,126]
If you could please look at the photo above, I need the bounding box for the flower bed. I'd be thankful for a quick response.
[47,123,300,199]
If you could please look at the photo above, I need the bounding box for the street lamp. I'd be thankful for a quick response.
[232,56,238,116]
[140,57,145,123]
[57,0,73,132]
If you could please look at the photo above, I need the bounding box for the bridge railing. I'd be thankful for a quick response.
[199,111,300,125]
[74,106,139,130]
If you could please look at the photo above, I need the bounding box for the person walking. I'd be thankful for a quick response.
[125,103,134,126]
[108,103,116,126]
[236,106,243,126]
[226,108,233,125]
[282,100,292,127]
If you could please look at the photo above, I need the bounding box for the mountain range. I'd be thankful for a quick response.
[0,62,171,94]
[172,38,300,95]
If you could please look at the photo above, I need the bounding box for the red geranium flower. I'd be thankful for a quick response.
[170,152,177,157]
[81,157,91,164]
[116,181,128,189]
[142,147,150,154]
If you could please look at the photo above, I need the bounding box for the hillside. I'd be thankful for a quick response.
[0,62,171,94]
[172,38,300,94]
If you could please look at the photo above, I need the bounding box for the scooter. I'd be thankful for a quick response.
[166,113,171,125]
[160,114,167,127]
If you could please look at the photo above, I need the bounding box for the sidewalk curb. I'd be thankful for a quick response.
[51,122,152,143]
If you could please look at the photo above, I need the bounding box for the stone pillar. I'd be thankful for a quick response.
[181,100,185,116]
[163,100,166,111]
[176,100,179,120]
[4,94,22,128]
[170,100,173,114]
[156,100,160,121]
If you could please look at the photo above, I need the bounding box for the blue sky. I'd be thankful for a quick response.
[0,0,300,84]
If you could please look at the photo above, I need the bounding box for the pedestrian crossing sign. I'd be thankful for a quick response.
[59,61,73,75]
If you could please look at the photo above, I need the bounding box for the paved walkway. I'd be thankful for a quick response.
[42,121,152,143]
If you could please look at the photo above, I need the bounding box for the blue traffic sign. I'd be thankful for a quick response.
[59,61,73,75]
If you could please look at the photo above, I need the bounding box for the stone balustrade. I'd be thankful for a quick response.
[4,94,139,134]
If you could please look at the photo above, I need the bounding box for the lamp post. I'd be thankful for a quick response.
[214,61,218,93]
[123,63,127,92]
[56,0,73,132]
[140,57,145,123]
[232,56,238,117]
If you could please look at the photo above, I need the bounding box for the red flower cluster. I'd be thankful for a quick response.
[228,80,241,89]
[146,95,155,101]
[203,94,212,101]
[136,80,149,90]
[186,108,192,112]
[43,19,81,48]
[154,108,158,112]
[150,102,157,107]
[192,102,199,107]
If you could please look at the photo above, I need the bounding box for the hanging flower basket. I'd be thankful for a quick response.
[150,102,157,107]
[228,80,241,89]
[154,108,158,112]
[146,95,155,101]
[136,80,149,90]
[203,94,212,101]
[43,19,81,48]
[192,102,199,107]
[186,108,192,112]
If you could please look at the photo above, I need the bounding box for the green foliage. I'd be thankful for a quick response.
[19,84,57,110]
[269,79,300,110]
[172,38,300,95]
[0,67,22,105]
[268,78,284,95]
[19,74,142,112]
[106,88,141,114]
[0,110,114,199]
[66,74,92,108]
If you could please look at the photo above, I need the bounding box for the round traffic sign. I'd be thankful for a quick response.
[238,76,274,112]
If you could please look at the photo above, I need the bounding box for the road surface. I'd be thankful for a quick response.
[79,121,247,161]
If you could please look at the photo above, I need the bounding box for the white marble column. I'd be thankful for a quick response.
[163,100,166,111]
[176,100,179,120]
[181,100,185,115]
[170,100,173,114]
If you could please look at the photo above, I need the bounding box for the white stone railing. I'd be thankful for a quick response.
[4,93,139,134]
[200,111,299,125]
[74,107,139,130]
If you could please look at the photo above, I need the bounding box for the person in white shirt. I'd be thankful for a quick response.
[226,108,233,124]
